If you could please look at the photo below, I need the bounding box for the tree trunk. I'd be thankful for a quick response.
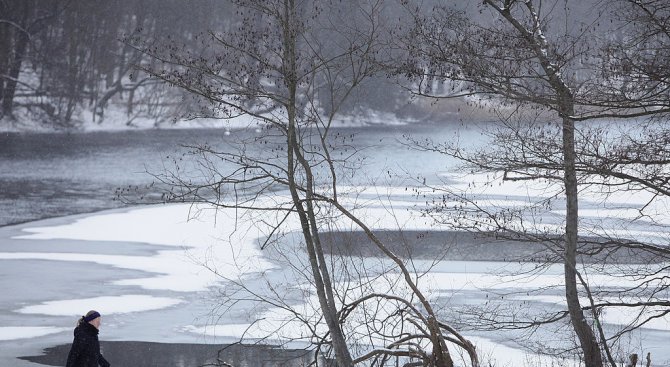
[1,3,30,116]
[495,1,605,361]
[487,2,606,360]
[562,109,603,367]
[1,32,28,115]
[282,0,353,365]
[0,23,9,111]
[287,116,354,367]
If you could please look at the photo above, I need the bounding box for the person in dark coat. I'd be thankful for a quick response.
[66,310,110,367]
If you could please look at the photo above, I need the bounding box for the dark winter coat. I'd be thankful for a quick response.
[65,322,110,367]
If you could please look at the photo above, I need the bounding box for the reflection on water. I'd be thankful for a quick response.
[20,341,320,367]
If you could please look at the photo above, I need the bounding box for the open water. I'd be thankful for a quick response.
[0,123,472,227]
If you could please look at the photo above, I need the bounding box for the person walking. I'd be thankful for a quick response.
[66,310,111,367]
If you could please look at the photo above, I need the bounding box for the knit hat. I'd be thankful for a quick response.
[83,311,101,323]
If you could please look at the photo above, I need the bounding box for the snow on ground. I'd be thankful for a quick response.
[1,103,412,133]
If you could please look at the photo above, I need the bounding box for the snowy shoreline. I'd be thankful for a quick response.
[0,108,422,135]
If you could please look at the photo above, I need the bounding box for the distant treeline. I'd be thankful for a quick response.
[0,0,426,129]
[0,0,237,127]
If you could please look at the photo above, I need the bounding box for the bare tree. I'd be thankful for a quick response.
[131,1,479,366]
[0,0,56,118]
[397,1,669,366]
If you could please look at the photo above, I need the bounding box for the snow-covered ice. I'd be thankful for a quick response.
[1,180,668,365]
[11,204,277,292]
[0,327,70,341]
[17,295,184,316]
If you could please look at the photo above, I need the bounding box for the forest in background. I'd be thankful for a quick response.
[0,0,444,130]
[0,0,239,128]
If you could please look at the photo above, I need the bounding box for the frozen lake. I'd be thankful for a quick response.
[0,123,465,366]
[0,124,668,366]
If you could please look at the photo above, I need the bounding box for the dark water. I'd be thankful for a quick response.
[319,230,663,264]
[0,128,229,225]
[0,124,470,226]
[20,341,319,367]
